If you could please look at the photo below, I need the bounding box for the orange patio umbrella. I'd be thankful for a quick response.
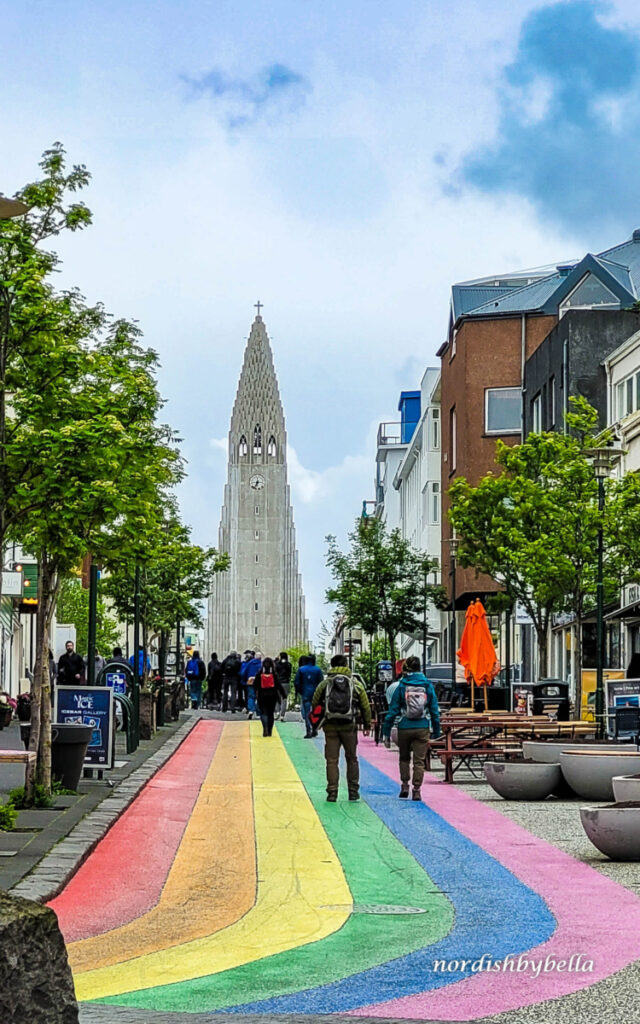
[456,600,500,710]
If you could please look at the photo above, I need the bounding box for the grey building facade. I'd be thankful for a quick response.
[207,313,308,657]
[523,310,640,436]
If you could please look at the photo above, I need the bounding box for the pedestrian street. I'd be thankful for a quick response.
[40,716,640,1024]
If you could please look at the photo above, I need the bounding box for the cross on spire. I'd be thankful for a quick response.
[254,300,263,317]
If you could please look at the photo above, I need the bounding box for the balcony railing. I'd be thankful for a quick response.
[377,421,402,447]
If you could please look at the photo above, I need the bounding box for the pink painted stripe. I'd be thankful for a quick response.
[352,738,640,1020]
[50,719,222,943]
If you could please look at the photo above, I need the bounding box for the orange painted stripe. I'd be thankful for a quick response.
[68,722,255,973]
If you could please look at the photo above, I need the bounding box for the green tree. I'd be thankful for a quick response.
[56,576,120,657]
[448,397,624,709]
[102,500,229,676]
[325,518,439,675]
[354,635,392,688]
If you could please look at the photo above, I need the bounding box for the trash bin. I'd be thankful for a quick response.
[51,723,92,791]
[532,680,570,720]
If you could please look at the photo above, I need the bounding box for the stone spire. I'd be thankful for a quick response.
[207,311,308,657]
[229,314,286,465]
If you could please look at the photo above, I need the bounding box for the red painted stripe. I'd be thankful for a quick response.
[50,720,222,942]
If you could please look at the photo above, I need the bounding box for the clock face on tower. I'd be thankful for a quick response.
[250,474,265,491]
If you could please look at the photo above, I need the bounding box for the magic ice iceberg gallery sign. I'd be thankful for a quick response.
[54,685,114,769]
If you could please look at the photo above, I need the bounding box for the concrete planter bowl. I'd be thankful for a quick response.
[580,803,640,860]
[483,760,561,801]
[523,742,638,797]
[612,774,640,803]
[559,751,640,802]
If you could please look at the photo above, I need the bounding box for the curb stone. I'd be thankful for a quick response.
[10,716,200,904]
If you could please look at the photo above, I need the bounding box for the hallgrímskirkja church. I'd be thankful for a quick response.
[207,308,308,656]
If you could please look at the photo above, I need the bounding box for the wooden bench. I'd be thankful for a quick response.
[0,750,36,785]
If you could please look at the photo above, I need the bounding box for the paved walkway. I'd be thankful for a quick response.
[42,717,640,1022]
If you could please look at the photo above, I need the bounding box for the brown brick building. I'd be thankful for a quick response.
[438,231,640,648]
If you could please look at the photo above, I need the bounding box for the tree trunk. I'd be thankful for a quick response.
[27,562,47,802]
[574,615,584,722]
[535,623,549,681]
[387,632,397,677]
[35,555,57,794]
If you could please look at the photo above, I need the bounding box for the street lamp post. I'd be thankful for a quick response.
[449,537,460,696]
[422,564,428,673]
[586,446,623,739]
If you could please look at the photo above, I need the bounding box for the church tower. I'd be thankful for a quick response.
[207,309,308,656]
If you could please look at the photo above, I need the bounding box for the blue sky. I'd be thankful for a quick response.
[3,0,640,643]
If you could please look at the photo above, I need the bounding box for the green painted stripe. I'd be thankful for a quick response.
[98,724,453,1013]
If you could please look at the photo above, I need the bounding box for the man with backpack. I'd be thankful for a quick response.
[312,654,371,802]
[382,655,441,801]
[185,650,207,709]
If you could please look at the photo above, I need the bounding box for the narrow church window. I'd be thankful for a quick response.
[267,435,277,457]
[238,435,248,457]
[253,424,262,454]
[255,530,259,539]
[254,627,259,635]
[255,602,258,611]
[255,554,259,563]
[255,579,259,587]
[255,506,259,514]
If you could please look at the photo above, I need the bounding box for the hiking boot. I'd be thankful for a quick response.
[248,712,253,720]
[412,790,422,801]
[326,794,337,802]
[399,784,410,799]
[348,794,360,802]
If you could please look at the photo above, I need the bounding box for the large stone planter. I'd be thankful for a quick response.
[483,760,561,801]
[523,742,638,797]
[559,751,640,801]
[580,803,640,860]
[612,774,640,803]
[138,691,156,741]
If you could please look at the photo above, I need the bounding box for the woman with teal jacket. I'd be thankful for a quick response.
[382,656,441,801]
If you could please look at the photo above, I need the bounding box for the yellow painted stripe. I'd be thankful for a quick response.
[68,722,255,973]
[75,723,352,1001]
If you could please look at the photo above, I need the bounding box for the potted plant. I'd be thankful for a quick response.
[16,692,32,722]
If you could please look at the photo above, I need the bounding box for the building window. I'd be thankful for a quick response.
[238,435,248,457]
[255,530,259,540]
[255,579,259,587]
[253,424,262,454]
[267,435,277,457]
[550,376,556,427]
[430,409,440,450]
[449,407,457,472]
[255,506,259,515]
[254,602,258,611]
[450,328,457,360]
[255,554,259,563]
[616,372,640,419]
[559,273,619,314]
[431,482,440,524]
[255,626,259,635]
[485,387,521,434]
[531,393,542,433]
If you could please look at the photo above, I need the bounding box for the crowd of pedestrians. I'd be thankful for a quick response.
[193,648,441,804]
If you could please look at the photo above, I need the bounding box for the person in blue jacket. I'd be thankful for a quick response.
[382,655,441,801]
[129,646,151,680]
[294,654,324,738]
[240,650,263,719]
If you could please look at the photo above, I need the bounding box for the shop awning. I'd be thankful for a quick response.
[605,600,640,621]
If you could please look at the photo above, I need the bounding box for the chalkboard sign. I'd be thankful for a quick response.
[54,685,114,769]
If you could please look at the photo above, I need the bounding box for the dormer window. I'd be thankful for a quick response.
[253,424,262,454]
[238,435,248,457]
[267,435,277,457]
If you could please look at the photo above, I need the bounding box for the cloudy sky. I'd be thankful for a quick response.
[3,0,640,641]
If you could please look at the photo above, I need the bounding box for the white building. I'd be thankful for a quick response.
[373,372,444,666]
[604,329,640,666]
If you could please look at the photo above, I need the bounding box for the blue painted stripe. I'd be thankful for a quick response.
[229,755,556,1014]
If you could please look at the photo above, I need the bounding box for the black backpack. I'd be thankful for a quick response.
[325,673,355,722]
